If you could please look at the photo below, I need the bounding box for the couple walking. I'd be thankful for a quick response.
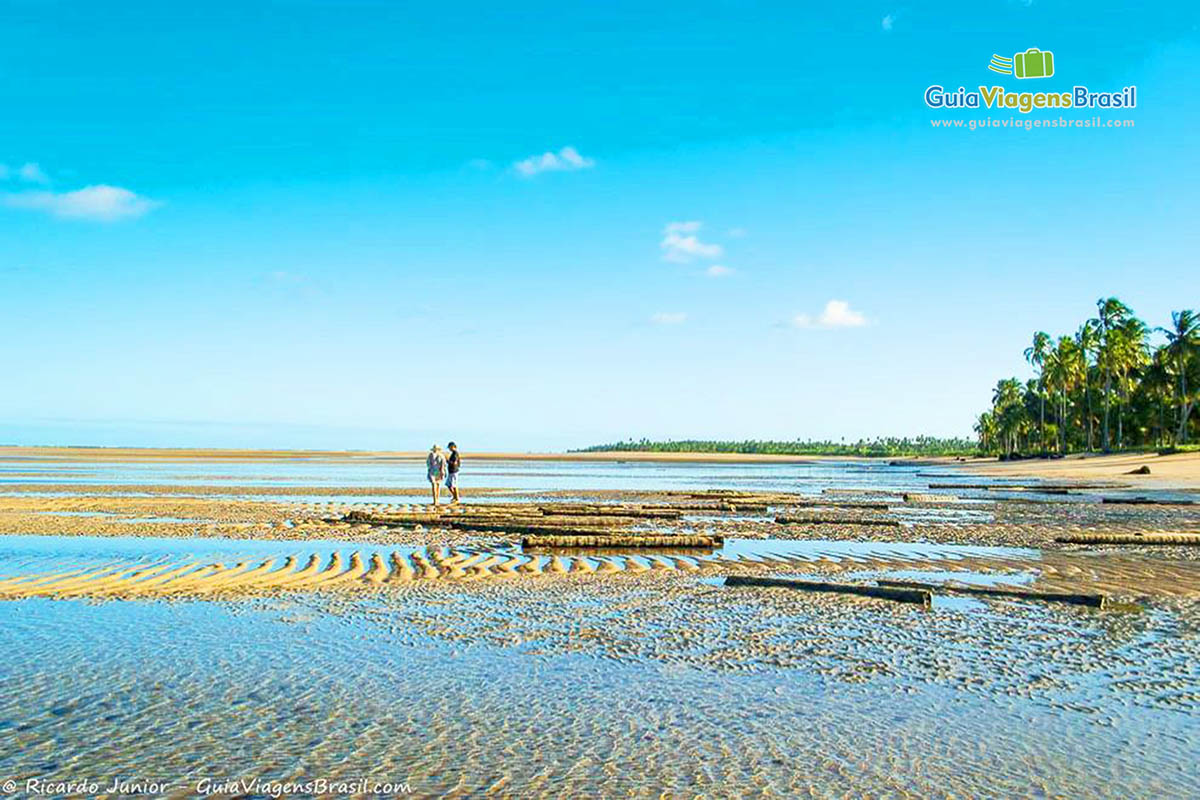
[426,442,461,505]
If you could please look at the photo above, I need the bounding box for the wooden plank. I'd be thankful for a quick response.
[875,579,1106,608]
[724,575,930,606]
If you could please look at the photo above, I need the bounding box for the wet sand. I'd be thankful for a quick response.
[2,453,1199,796]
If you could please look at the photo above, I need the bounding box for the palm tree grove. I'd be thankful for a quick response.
[976,298,1199,457]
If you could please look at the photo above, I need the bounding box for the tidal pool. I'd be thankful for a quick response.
[0,586,1197,798]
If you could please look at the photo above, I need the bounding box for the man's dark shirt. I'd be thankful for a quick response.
[447,450,460,475]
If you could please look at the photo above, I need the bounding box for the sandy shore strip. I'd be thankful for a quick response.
[958,451,1200,492]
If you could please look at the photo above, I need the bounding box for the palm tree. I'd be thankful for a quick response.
[1045,336,1079,453]
[1111,317,1149,448]
[974,411,996,454]
[1142,352,1174,446]
[1158,309,1199,443]
[1024,331,1051,452]
[1075,320,1099,451]
[992,378,1027,456]
[1091,297,1133,451]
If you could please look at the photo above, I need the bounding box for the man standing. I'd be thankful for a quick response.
[445,441,462,504]
[426,444,447,505]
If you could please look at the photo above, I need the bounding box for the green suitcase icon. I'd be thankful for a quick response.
[1014,48,1054,79]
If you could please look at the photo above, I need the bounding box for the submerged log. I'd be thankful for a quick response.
[788,500,890,510]
[343,512,447,526]
[522,534,722,549]
[458,523,622,537]
[451,515,637,529]
[775,514,900,527]
[875,579,1106,608]
[536,506,682,519]
[724,575,931,606]
[928,483,1016,490]
[1100,497,1195,506]
[1055,533,1200,546]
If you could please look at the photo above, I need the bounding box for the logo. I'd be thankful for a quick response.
[924,47,1136,114]
[989,48,1055,79]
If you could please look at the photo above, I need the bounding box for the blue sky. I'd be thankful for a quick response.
[2,1,1198,450]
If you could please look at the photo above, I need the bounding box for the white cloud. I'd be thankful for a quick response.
[650,311,687,325]
[513,146,595,177]
[3,184,159,221]
[881,13,896,31]
[792,300,869,329]
[18,162,48,183]
[705,264,733,277]
[660,221,724,263]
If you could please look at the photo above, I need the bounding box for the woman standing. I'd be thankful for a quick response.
[426,444,447,505]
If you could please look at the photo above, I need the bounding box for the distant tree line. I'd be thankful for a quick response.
[976,298,1198,457]
[574,436,978,457]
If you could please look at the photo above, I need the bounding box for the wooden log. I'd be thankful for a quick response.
[456,523,622,537]
[875,579,1106,608]
[1100,497,1195,506]
[451,515,636,529]
[638,502,741,512]
[525,546,716,557]
[343,512,446,526]
[928,483,1012,490]
[522,534,722,549]
[536,506,682,519]
[775,514,900,527]
[724,575,930,606]
[903,493,956,503]
[930,482,1127,492]
[788,500,890,510]
[1055,533,1200,546]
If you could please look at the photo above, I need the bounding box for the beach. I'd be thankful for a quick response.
[1,448,1198,797]
[962,449,1200,491]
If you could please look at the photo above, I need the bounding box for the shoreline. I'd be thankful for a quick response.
[0,445,908,464]
[3,445,1198,491]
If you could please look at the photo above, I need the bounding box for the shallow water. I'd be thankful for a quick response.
[1,589,1197,798]
[1,458,1198,798]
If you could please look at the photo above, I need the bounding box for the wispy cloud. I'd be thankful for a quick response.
[660,221,724,263]
[513,146,595,177]
[881,12,897,31]
[18,162,48,184]
[1,162,50,183]
[650,311,687,325]
[3,184,160,221]
[705,264,733,277]
[793,300,869,329]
